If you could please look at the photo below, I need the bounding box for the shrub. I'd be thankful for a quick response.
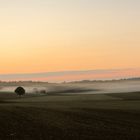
[40,90,46,94]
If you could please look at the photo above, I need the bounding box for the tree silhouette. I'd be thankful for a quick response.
[15,87,25,96]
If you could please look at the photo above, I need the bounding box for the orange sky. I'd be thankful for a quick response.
[0,0,140,75]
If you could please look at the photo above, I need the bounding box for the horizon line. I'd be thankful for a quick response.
[0,68,140,76]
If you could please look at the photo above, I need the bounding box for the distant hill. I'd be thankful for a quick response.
[0,68,140,83]
[0,77,140,86]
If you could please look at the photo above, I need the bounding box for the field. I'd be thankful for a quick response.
[0,87,140,140]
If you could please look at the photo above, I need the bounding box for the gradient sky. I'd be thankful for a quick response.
[0,0,140,75]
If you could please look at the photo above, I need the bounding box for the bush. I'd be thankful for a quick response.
[40,90,46,94]
[15,87,26,96]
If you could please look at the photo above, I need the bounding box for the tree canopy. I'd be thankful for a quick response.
[15,87,26,96]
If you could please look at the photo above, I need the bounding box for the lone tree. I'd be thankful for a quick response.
[15,87,26,96]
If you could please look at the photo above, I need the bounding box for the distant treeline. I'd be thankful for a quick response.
[0,81,50,86]
[0,77,140,86]
[70,77,140,84]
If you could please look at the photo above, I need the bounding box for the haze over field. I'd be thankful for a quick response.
[0,79,140,95]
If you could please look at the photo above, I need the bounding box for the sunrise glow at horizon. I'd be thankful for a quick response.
[0,0,140,76]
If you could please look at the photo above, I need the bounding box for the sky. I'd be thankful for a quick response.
[0,0,140,80]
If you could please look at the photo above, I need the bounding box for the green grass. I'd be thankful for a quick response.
[0,92,140,140]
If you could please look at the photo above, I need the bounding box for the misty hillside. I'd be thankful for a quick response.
[0,78,140,95]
